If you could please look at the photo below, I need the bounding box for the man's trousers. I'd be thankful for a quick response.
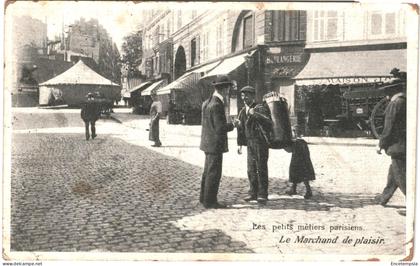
[84,121,96,140]
[200,153,223,207]
[247,140,269,199]
[380,157,406,204]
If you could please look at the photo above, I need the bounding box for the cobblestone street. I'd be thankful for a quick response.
[8,108,407,257]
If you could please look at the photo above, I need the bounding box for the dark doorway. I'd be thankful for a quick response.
[174,46,186,79]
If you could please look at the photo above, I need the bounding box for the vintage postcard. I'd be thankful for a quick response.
[2,1,419,264]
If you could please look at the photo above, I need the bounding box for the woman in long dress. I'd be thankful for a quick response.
[149,92,162,147]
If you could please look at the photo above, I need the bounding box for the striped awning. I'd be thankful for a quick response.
[129,81,152,93]
[294,49,407,86]
[201,51,254,79]
[156,72,201,95]
[141,80,166,96]
[122,90,131,98]
[156,61,220,95]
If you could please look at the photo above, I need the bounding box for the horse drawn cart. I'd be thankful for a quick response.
[322,69,405,139]
[336,86,389,139]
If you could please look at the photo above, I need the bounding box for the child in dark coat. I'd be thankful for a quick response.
[284,139,315,199]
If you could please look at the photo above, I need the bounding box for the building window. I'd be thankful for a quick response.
[202,31,209,61]
[160,24,165,43]
[150,58,154,77]
[371,13,382,35]
[153,25,160,46]
[216,22,224,56]
[166,18,170,38]
[313,10,338,41]
[385,13,396,34]
[272,10,306,41]
[370,11,397,36]
[177,10,182,30]
[191,38,197,66]
[170,12,174,34]
[243,15,253,48]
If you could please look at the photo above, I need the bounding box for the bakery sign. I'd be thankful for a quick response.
[266,53,305,65]
[266,52,308,78]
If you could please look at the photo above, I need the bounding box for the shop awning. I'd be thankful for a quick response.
[141,80,165,96]
[294,49,406,86]
[122,90,131,98]
[191,60,221,74]
[157,72,201,95]
[201,52,252,78]
[129,81,152,93]
[156,61,220,95]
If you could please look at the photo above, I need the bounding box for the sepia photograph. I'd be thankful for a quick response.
[2,1,419,264]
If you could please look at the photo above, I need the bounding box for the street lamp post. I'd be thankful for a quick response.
[244,54,254,86]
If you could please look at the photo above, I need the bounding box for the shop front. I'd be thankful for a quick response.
[198,46,309,123]
[140,79,167,115]
[201,50,255,119]
[157,60,221,124]
[263,46,309,128]
[293,49,406,137]
[128,81,152,113]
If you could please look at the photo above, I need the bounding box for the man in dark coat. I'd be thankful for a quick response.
[81,93,101,140]
[236,86,273,204]
[375,80,406,206]
[199,75,238,209]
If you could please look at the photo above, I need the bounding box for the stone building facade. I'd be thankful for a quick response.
[139,7,407,132]
[294,7,406,135]
[66,18,121,83]
[140,9,308,119]
[9,16,74,107]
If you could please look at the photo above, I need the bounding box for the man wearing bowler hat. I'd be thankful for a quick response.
[81,92,101,140]
[199,75,239,209]
[236,86,273,204]
[375,70,406,206]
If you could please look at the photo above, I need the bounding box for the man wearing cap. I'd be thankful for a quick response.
[81,92,101,140]
[200,75,239,209]
[375,77,406,206]
[236,86,273,204]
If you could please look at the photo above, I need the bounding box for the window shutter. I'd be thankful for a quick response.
[290,11,298,41]
[279,11,285,41]
[272,11,278,41]
[285,11,292,41]
[385,13,396,34]
[196,35,200,65]
[299,11,307,40]
[243,16,253,48]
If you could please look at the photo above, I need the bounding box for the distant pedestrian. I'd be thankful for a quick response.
[285,139,315,199]
[375,76,406,206]
[236,86,273,205]
[149,91,162,147]
[168,100,176,124]
[81,92,101,140]
[199,75,239,209]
